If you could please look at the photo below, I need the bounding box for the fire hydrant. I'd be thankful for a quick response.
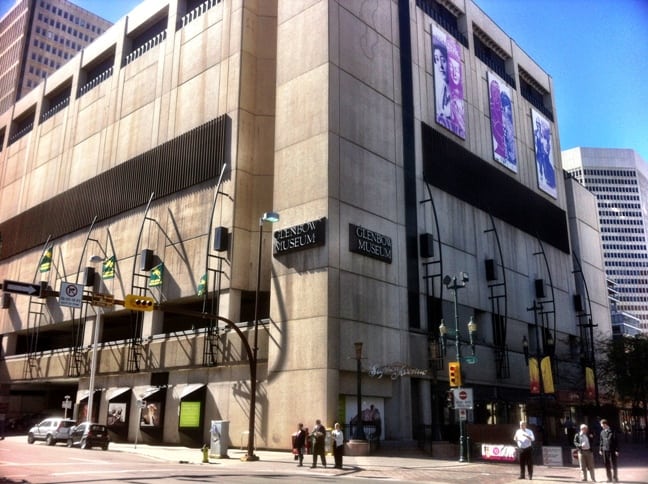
[201,444,209,463]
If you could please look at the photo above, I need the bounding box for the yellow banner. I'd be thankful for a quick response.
[585,367,595,400]
[541,356,554,394]
[529,357,540,394]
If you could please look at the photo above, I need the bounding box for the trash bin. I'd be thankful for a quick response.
[210,420,229,458]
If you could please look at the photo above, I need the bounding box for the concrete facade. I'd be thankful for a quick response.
[0,0,611,450]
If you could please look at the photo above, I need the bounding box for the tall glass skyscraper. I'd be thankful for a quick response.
[563,147,648,332]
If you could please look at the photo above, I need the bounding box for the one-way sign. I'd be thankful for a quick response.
[2,280,43,298]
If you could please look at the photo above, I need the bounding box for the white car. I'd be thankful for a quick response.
[27,418,76,445]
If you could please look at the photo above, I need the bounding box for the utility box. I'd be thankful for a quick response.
[210,420,229,458]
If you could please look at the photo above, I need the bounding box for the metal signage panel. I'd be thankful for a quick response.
[452,388,474,409]
[348,224,392,263]
[59,282,84,308]
[273,218,326,256]
[2,280,43,297]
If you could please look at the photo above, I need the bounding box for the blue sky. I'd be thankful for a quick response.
[2,0,647,162]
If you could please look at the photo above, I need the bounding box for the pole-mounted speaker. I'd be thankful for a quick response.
[485,259,497,281]
[419,233,434,258]
[534,279,545,299]
[141,249,154,271]
[213,227,229,252]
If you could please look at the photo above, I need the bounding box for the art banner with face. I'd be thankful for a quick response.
[532,109,557,198]
[432,27,465,139]
[488,72,517,172]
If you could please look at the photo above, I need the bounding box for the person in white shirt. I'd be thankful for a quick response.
[514,420,535,480]
[331,422,344,469]
[574,423,596,482]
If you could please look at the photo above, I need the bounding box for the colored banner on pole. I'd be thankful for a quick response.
[541,356,554,394]
[102,256,116,279]
[149,263,164,287]
[529,357,540,394]
[197,273,207,296]
[39,246,53,273]
[585,367,596,400]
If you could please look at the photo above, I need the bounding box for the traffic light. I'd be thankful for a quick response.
[124,294,155,311]
[448,361,462,387]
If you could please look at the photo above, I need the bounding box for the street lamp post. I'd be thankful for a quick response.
[242,211,279,462]
[442,272,474,463]
[86,254,105,424]
[352,342,366,440]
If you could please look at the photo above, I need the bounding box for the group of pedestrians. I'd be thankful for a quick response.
[292,419,345,469]
[514,419,620,482]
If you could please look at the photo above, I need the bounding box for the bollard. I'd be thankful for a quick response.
[201,444,209,463]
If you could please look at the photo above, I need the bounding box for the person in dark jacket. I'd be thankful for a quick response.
[293,422,307,467]
[311,419,327,468]
[599,419,619,482]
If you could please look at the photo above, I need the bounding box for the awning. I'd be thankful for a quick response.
[140,387,164,401]
[77,389,100,402]
[107,387,131,401]
[180,383,205,399]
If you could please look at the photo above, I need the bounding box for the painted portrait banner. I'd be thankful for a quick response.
[488,72,517,172]
[532,109,557,198]
[432,27,465,139]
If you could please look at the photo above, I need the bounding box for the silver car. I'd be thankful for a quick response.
[27,418,76,445]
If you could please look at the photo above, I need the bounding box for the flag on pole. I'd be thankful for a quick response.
[39,246,53,273]
[197,273,207,296]
[529,357,540,394]
[149,263,164,287]
[102,256,116,279]
[585,367,596,400]
[541,356,554,394]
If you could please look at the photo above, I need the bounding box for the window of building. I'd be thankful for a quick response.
[416,0,468,47]
[519,67,553,121]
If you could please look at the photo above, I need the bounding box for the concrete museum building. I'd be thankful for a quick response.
[0,0,611,452]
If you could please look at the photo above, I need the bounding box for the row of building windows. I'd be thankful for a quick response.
[601,227,645,234]
[39,1,105,34]
[596,194,641,202]
[602,243,647,251]
[32,39,71,61]
[605,260,648,267]
[590,186,639,194]
[608,269,648,276]
[28,65,58,79]
[602,235,647,242]
[583,168,637,177]
[599,210,642,218]
[600,218,645,226]
[598,202,641,210]
[604,251,648,259]
[585,177,637,185]
[36,16,94,43]
[614,279,648,286]
[31,51,64,67]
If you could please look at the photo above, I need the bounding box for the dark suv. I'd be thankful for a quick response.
[67,422,110,450]
[27,418,76,445]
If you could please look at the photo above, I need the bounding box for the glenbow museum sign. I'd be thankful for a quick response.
[274,218,326,255]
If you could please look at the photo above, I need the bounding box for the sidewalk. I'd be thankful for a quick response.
[111,441,648,483]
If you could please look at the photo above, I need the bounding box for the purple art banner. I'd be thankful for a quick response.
[488,72,517,172]
[432,27,465,139]
[532,109,557,198]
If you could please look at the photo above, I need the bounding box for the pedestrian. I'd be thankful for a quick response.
[574,423,596,482]
[513,420,534,480]
[311,419,327,468]
[292,422,307,467]
[332,422,344,469]
[599,419,619,482]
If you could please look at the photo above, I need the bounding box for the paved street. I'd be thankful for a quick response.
[1,435,646,483]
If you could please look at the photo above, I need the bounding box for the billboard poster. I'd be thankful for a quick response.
[107,402,127,427]
[140,400,162,427]
[432,27,465,139]
[179,401,201,428]
[488,72,517,172]
[532,108,557,198]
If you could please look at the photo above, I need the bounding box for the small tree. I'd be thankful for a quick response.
[597,334,648,433]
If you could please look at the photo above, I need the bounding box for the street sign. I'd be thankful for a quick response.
[59,282,84,308]
[452,387,474,409]
[2,280,43,297]
[91,292,115,308]
[462,355,478,364]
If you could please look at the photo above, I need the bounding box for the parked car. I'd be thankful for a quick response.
[27,418,76,445]
[66,422,109,450]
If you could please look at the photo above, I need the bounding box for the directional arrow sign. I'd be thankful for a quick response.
[2,280,43,297]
